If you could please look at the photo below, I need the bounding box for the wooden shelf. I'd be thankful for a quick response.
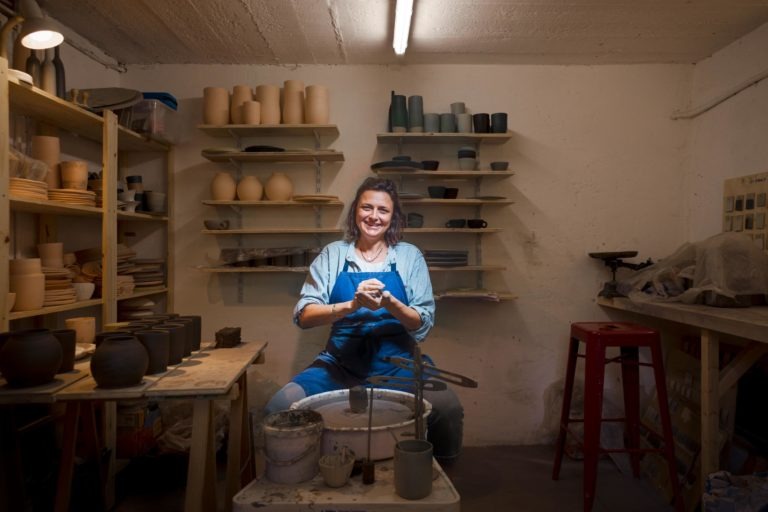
[434,290,517,302]
[117,211,169,221]
[401,198,514,206]
[428,265,506,272]
[198,124,339,138]
[197,266,309,273]
[8,298,104,321]
[404,228,502,234]
[203,199,344,207]
[10,197,102,217]
[117,126,172,152]
[377,132,512,144]
[118,287,169,300]
[202,228,342,235]
[375,170,515,178]
[201,151,344,163]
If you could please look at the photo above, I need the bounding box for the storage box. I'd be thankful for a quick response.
[116,403,162,458]
[125,99,175,142]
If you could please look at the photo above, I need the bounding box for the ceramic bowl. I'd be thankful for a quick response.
[421,160,439,171]
[318,451,356,488]
[490,161,509,171]
[457,150,476,159]
[204,219,230,230]
[444,187,459,199]
[427,186,446,199]
[73,282,96,301]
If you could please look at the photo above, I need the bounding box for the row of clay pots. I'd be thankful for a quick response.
[30,134,89,190]
[211,172,293,201]
[0,328,77,387]
[203,81,329,125]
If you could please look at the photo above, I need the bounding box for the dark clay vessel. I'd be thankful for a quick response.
[90,335,148,388]
[0,329,62,387]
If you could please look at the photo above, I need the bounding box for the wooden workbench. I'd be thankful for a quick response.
[0,341,267,512]
[597,297,768,486]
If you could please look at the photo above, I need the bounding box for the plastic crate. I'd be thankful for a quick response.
[127,99,174,141]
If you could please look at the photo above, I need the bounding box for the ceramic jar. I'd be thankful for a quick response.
[90,335,148,388]
[9,272,45,312]
[59,160,88,190]
[241,101,261,125]
[230,85,253,124]
[203,87,230,125]
[305,85,329,124]
[389,92,407,133]
[134,330,170,374]
[256,85,281,124]
[264,172,294,201]
[152,323,185,364]
[31,135,60,189]
[282,80,305,124]
[38,242,64,268]
[211,172,237,200]
[0,329,63,387]
[237,176,263,201]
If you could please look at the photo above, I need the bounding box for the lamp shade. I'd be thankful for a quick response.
[19,18,63,49]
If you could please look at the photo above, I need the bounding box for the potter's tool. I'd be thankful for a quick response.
[362,387,375,484]
[383,356,479,388]
[588,251,654,298]
[367,375,447,392]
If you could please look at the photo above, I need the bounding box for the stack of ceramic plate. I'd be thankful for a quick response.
[424,250,469,267]
[48,188,97,207]
[43,267,76,306]
[118,296,156,321]
[9,177,48,200]
[130,259,166,289]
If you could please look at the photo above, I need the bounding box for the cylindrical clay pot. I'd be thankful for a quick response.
[256,85,281,124]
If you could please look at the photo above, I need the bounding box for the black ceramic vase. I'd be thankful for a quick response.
[177,315,202,351]
[51,329,77,373]
[53,46,66,99]
[153,323,185,364]
[90,335,148,388]
[389,91,407,133]
[135,330,169,374]
[0,329,62,387]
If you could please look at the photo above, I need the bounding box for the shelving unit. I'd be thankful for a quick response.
[1,57,174,330]
[375,132,515,302]
[197,124,344,298]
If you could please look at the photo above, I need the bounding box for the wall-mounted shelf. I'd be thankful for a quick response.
[377,133,511,144]
[117,287,169,301]
[403,228,502,234]
[428,265,506,272]
[8,298,104,321]
[117,211,169,222]
[202,228,342,235]
[401,198,513,206]
[201,150,344,164]
[202,200,344,207]
[434,290,517,302]
[375,170,515,178]
[198,124,339,139]
[197,266,309,274]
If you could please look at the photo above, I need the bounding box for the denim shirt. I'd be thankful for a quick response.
[293,240,435,341]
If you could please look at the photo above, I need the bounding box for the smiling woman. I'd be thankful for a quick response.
[263,177,466,464]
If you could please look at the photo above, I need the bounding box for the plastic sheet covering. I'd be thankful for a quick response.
[703,470,768,512]
[618,233,768,306]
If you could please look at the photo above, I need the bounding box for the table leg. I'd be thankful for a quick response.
[186,399,217,512]
[701,329,720,488]
[226,379,244,511]
[54,402,80,512]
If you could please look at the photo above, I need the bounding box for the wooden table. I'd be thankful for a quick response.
[597,297,768,486]
[1,341,266,512]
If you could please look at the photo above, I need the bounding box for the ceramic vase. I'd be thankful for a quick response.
[53,46,66,99]
[282,80,305,124]
[9,272,45,312]
[408,95,424,132]
[305,85,329,124]
[211,172,237,200]
[31,135,61,189]
[264,172,293,201]
[25,50,41,87]
[241,101,261,125]
[256,85,281,124]
[40,49,56,95]
[90,335,148,388]
[0,329,62,387]
[37,242,64,268]
[177,315,202,351]
[230,85,253,124]
[134,330,170,374]
[203,87,230,125]
[152,323,185,364]
[51,329,77,373]
[237,175,263,201]
[389,91,407,133]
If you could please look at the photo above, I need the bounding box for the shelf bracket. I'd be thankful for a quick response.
[226,129,243,149]
[475,232,484,289]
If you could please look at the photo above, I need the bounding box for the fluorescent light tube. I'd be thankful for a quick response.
[393,0,413,55]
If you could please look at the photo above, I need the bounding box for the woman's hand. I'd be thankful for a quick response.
[356,278,384,296]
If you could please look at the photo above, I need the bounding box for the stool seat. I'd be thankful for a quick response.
[552,321,683,512]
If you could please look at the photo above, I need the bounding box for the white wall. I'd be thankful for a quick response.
[119,62,691,445]
[685,23,768,241]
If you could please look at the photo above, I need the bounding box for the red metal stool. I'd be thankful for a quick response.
[551,322,683,512]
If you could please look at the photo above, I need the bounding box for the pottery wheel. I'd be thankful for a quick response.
[310,399,414,429]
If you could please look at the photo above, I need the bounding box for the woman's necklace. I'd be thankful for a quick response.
[358,244,385,263]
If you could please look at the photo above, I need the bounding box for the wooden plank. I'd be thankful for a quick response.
[377,132,511,144]
[597,297,768,344]
[428,265,506,272]
[9,197,102,216]
[117,125,170,152]
[185,399,217,512]
[8,298,104,320]
[102,111,119,325]
[145,341,267,398]
[404,228,503,233]
[718,342,768,398]
[0,366,89,404]
[196,266,309,273]
[55,372,157,400]
[434,291,517,302]
[1,59,10,331]
[197,123,339,138]
[202,151,344,163]
[203,199,343,207]
[116,287,168,301]
[374,170,515,177]
[701,329,720,485]
[117,210,168,222]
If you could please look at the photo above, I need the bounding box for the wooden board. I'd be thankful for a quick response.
[197,266,309,273]
[203,199,343,207]
[202,228,342,235]
[145,341,267,398]
[117,210,169,222]
[374,170,515,178]
[55,372,157,401]
[0,364,89,404]
[401,198,513,205]
[403,228,503,233]
[10,197,102,217]
[8,298,104,321]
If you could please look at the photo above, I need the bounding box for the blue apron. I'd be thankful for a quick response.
[292,258,431,396]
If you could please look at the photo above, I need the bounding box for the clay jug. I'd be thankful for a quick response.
[256,85,281,124]
[90,335,148,388]
[211,172,237,200]
[237,176,263,201]
[230,85,252,124]
[282,80,305,124]
[305,85,329,124]
[40,49,56,95]
[264,172,294,201]
[203,87,230,125]
[0,329,62,387]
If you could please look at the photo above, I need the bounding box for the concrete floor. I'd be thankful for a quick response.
[112,444,674,512]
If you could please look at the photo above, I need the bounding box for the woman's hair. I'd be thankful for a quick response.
[344,177,404,245]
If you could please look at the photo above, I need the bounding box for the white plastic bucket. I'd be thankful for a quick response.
[262,409,324,484]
